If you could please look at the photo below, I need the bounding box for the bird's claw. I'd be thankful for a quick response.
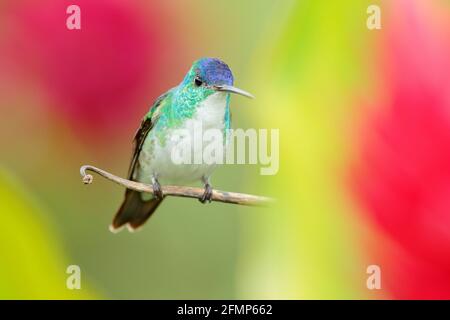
[152,180,163,200]
[199,183,213,204]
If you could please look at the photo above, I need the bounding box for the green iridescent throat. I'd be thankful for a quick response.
[149,65,218,146]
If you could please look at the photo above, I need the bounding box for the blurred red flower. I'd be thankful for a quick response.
[354,0,450,299]
[5,0,176,139]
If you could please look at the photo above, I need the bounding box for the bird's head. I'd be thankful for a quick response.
[179,58,254,101]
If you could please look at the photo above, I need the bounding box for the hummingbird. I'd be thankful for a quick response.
[111,58,253,232]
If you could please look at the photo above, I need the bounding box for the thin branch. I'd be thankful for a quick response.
[80,165,274,207]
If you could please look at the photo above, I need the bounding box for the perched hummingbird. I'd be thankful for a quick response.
[111,58,253,232]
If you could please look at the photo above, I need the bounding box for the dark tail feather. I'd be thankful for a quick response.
[111,189,163,232]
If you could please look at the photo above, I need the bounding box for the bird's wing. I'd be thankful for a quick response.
[127,90,172,179]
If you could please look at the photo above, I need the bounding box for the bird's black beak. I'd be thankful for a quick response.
[214,85,254,99]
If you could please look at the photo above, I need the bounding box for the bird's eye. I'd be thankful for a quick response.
[194,76,203,87]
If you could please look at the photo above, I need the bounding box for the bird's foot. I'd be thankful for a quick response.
[199,183,213,204]
[152,178,163,200]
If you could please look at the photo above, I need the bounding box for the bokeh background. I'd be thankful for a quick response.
[0,0,449,299]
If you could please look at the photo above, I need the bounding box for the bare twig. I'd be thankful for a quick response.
[80,165,274,206]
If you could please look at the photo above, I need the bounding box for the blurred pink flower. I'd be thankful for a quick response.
[6,0,176,139]
[353,0,450,298]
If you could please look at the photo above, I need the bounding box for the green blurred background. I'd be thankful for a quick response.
[1,0,449,299]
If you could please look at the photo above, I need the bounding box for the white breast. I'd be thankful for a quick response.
[138,92,228,185]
